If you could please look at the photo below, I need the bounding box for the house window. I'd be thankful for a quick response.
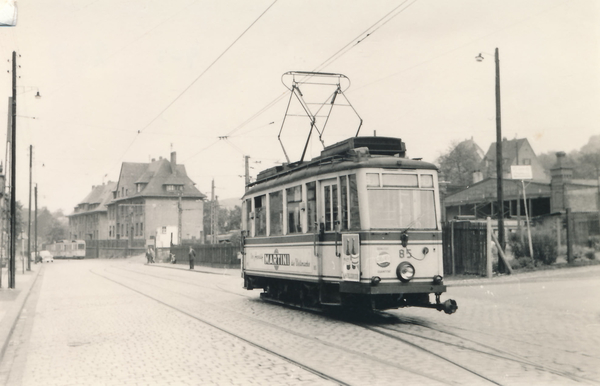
[165,185,184,191]
[523,158,531,165]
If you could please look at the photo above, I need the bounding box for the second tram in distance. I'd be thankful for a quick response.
[241,136,457,313]
[45,239,86,259]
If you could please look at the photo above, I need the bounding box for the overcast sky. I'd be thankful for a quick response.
[0,0,598,213]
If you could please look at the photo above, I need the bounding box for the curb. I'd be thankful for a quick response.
[0,264,43,364]
[146,262,239,276]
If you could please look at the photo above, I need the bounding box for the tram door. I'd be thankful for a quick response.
[320,179,341,278]
[321,179,339,232]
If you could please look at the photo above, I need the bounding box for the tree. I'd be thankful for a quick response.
[537,135,600,179]
[35,207,68,244]
[436,140,483,187]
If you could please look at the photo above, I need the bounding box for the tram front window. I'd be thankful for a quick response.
[368,189,436,230]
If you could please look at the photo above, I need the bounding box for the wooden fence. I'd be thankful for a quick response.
[170,243,242,269]
[442,221,488,276]
[85,239,146,258]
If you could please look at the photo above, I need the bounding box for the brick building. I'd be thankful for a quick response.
[68,181,116,240]
[69,152,206,245]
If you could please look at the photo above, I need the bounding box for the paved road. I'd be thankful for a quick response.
[1,256,599,385]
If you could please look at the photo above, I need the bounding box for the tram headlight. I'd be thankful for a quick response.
[396,262,415,282]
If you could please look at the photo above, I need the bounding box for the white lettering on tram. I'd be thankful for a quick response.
[264,252,290,266]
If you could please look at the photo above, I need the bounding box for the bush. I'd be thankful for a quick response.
[585,250,596,260]
[511,256,534,270]
[531,230,558,265]
[588,236,600,251]
[508,227,558,265]
[507,232,528,259]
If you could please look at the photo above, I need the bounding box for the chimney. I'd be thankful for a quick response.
[171,151,177,175]
[550,151,573,212]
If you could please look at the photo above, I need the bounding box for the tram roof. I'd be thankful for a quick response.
[245,136,437,196]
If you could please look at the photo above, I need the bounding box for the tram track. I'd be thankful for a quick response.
[348,312,597,385]
[98,264,599,385]
[94,265,468,385]
[91,267,350,386]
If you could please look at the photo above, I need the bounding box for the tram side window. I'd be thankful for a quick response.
[340,176,349,231]
[337,174,360,230]
[349,174,361,230]
[269,191,283,236]
[254,195,267,236]
[286,186,302,234]
[244,199,252,236]
[324,183,338,231]
[307,182,317,232]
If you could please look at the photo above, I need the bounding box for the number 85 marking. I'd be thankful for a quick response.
[399,249,413,259]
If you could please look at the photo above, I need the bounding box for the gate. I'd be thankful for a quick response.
[442,221,488,276]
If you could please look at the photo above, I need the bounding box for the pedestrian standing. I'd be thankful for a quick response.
[146,247,151,264]
[188,246,196,270]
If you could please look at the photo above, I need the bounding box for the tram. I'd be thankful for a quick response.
[240,72,457,313]
[45,240,86,259]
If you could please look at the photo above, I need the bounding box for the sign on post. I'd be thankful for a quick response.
[511,165,532,180]
[511,165,534,262]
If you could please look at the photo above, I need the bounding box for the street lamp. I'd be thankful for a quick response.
[477,48,506,262]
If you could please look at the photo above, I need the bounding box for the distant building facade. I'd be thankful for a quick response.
[69,152,206,244]
[444,150,599,223]
[68,182,116,240]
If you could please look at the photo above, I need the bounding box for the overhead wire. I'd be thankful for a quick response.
[110,0,279,170]
[221,0,419,143]
[137,0,279,135]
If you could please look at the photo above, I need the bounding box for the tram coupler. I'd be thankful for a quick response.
[434,292,458,314]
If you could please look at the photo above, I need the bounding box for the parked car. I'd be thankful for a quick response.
[39,250,53,263]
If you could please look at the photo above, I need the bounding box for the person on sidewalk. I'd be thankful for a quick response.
[146,247,155,264]
[188,246,196,270]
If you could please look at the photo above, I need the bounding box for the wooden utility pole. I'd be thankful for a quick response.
[178,193,182,245]
[244,155,250,191]
[494,48,505,268]
[27,145,31,271]
[34,184,37,264]
[210,179,216,244]
[9,51,17,288]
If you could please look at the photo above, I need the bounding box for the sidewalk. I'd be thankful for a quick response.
[0,262,42,364]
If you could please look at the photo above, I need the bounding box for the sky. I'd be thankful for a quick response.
[0,0,598,213]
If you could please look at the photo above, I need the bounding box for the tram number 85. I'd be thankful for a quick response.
[399,249,413,259]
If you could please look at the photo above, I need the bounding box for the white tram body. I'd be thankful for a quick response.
[241,136,457,313]
[46,239,86,259]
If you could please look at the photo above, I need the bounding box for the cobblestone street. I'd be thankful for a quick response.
[1,257,599,385]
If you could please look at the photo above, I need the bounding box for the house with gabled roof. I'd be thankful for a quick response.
[107,152,206,244]
[68,181,117,240]
[478,137,549,182]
